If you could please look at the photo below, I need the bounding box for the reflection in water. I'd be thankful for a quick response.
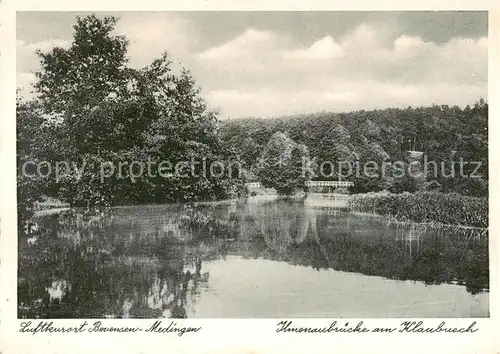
[18,195,489,318]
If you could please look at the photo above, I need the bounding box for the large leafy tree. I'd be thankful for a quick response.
[257,132,310,195]
[35,15,129,115]
[30,14,244,207]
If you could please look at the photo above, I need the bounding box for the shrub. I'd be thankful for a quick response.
[421,180,442,192]
[348,191,487,228]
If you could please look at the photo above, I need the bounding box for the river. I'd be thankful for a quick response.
[18,194,489,318]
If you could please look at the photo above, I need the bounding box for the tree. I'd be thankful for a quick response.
[35,15,129,116]
[32,15,133,206]
[239,136,261,168]
[257,132,310,195]
[30,14,245,207]
[16,94,65,233]
[17,99,43,233]
[220,100,488,197]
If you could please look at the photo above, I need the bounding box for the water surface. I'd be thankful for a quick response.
[18,194,489,318]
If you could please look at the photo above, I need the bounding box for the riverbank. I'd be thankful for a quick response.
[348,191,488,228]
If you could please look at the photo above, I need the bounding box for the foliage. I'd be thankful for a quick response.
[220,102,488,196]
[256,132,310,195]
[20,14,245,211]
[348,191,488,228]
[421,180,442,192]
[16,98,58,234]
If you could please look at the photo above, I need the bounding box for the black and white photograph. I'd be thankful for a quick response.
[14,11,489,319]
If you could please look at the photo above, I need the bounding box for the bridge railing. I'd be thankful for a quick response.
[245,181,354,190]
[305,181,354,188]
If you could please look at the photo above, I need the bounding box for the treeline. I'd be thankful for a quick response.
[220,101,488,197]
[17,15,246,231]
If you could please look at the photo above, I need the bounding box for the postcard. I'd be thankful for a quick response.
[1,2,498,353]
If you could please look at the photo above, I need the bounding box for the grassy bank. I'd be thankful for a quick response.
[348,192,488,228]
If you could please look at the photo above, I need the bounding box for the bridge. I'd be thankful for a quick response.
[306,180,354,188]
[245,180,354,191]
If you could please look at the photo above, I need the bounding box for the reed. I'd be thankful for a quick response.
[348,191,488,228]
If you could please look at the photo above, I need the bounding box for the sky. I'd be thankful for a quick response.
[17,11,488,118]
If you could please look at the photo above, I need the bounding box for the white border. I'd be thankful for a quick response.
[1,1,499,353]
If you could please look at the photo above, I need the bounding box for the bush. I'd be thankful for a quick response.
[421,180,442,192]
[348,191,487,228]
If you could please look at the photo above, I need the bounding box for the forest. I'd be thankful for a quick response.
[219,100,488,196]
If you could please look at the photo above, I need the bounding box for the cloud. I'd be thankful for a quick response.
[16,39,71,88]
[16,17,487,118]
[205,82,486,118]
[199,28,278,60]
[16,40,70,98]
[17,72,37,98]
[393,35,429,53]
[196,24,487,117]
[114,12,195,68]
[17,38,71,56]
[284,36,344,60]
[340,24,388,52]
[24,39,71,52]
[205,87,357,118]
[16,14,193,98]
